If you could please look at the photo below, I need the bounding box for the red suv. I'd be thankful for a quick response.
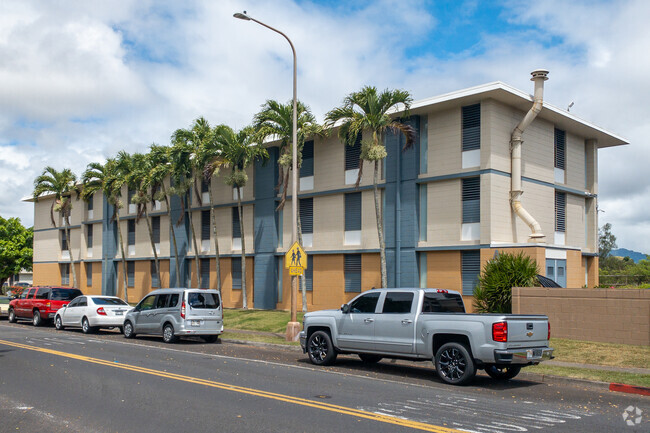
[8,286,83,326]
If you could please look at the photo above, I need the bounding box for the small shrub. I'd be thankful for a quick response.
[473,252,539,313]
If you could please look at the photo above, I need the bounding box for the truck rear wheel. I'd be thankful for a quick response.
[434,342,476,385]
[485,365,521,380]
[307,330,337,366]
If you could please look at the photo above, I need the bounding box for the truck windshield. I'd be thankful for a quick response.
[422,293,465,313]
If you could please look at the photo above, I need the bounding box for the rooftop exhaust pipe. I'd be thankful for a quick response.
[510,69,548,241]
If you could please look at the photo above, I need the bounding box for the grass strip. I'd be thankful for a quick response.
[549,338,650,369]
[525,364,650,388]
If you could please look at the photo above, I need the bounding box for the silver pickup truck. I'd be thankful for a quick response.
[299,288,553,385]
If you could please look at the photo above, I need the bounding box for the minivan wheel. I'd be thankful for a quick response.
[485,364,521,381]
[162,323,178,344]
[201,335,219,343]
[123,321,136,339]
[434,342,476,386]
[8,309,16,323]
[32,310,42,327]
[55,316,64,330]
[307,330,337,366]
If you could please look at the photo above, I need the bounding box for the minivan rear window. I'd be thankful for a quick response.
[92,297,129,306]
[51,288,83,301]
[422,293,465,313]
[187,292,220,309]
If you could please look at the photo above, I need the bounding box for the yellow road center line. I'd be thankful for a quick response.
[0,339,463,433]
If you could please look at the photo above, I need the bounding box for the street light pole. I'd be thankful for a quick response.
[234,11,300,341]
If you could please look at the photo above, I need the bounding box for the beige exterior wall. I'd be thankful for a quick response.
[512,287,650,346]
[427,107,462,177]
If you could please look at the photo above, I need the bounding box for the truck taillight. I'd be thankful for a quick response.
[492,322,508,342]
[436,289,448,294]
[548,322,551,340]
[96,307,107,316]
[181,301,186,319]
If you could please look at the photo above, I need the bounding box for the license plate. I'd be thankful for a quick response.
[527,349,542,359]
[115,311,123,316]
[191,320,201,327]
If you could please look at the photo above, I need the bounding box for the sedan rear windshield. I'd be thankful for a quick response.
[92,297,129,306]
[187,292,220,309]
[51,289,83,301]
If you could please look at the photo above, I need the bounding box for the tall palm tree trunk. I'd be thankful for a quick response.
[144,206,161,287]
[209,184,222,294]
[187,203,201,289]
[237,187,247,309]
[162,184,181,285]
[115,211,129,302]
[63,217,78,287]
[374,161,387,288]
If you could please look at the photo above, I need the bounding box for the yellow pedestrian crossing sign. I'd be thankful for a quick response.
[285,241,307,269]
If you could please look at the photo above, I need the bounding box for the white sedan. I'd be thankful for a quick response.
[55,295,133,334]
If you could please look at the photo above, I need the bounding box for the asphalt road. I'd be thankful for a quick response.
[0,321,647,433]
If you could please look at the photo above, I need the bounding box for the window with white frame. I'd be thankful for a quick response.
[462,177,480,240]
[344,192,361,245]
[461,104,480,168]
[300,140,314,191]
[345,133,362,185]
[232,207,241,250]
[555,191,566,245]
[554,128,566,184]
[299,197,313,247]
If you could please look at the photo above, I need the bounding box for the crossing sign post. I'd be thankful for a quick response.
[285,241,307,276]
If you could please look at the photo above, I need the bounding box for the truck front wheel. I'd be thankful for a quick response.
[307,330,337,366]
[485,364,521,380]
[434,342,476,385]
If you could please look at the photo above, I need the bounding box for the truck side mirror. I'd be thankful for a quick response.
[341,304,350,314]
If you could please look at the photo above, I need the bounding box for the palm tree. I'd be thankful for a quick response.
[325,86,415,288]
[33,167,80,288]
[253,100,322,311]
[126,152,162,288]
[148,144,182,285]
[81,158,130,302]
[214,124,268,309]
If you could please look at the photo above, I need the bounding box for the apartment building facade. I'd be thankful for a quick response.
[30,78,627,310]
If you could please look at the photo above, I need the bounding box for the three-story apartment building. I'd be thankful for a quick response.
[30,74,627,310]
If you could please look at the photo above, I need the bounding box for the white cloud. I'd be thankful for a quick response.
[0,0,648,253]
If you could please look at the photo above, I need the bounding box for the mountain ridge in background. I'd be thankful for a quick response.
[610,248,647,263]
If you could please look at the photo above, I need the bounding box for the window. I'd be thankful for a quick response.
[188,292,220,309]
[555,191,566,232]
[51,288,82,300]
[201,210,210,241]
[300,140,314,178]
[232,207,241,238]
[345,132,362,184]
[546,259,566,288]
[201,179,210,204]
[461,250,481,295]
[382,292,414,314]
[61,230,68,251]
[300,198,313,247]
[169,293,179,307]
[138,295,156,311]
[462,104,480,168]
[60,264,70,285]
[87,225,93,248]
[86,262,92,287]
[344,254,362,292]
[91,297,128,306]
[276,208,283,248]
[35,288,49,300]
[201,178,209,193]
[150,260,159,288]
[418,252,427,288]
[462,177,480,223]
[78,297,87,307]
[231,257,242,290]
[152,216,160,244]
[349,291,379,313]
[418,184,427,241]
[87,194,94,219]
[128,220,135,246]
[127,261,135,287]
[200,258,210,289]
[345,192,361,245]
[128,189,136,213]
[554,128,566,183]
[304,256,313,291]
[155,294,169,309]
[420,115,428,174]
[422,292,465,313]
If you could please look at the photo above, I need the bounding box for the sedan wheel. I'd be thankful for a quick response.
[55,316,64,330]
[162,323,178,344]
[434,342,476,386]
[123,321,136,339]
[307,330,337,366]
[32,310,42,327]
[82,317,95,334]
[8,309,16,323]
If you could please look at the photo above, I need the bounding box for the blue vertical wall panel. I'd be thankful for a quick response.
[169,192,190,287]
[254,148,279,309]
[101,197,117,296]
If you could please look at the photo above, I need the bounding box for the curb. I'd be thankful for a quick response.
[609,383,650,397]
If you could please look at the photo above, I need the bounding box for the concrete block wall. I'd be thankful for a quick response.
[512,287,650,346]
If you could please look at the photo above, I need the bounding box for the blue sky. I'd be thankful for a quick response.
[0,0,648,252]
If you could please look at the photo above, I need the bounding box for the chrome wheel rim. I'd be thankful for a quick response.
[9,311,14,321]
[82,320,88,332]
[33,312,39,325]
[164,326,173,341]
[438,348,467,381]
[56,317,61,329]
[124,323,132,336]
[308,335,328,362]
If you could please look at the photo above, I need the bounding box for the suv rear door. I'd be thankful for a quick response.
[184,291,222,332]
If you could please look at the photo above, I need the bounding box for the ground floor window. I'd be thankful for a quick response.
[546,259,566,288]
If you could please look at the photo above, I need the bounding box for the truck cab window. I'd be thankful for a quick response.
[382,292,414,314]
[349,292,380,313]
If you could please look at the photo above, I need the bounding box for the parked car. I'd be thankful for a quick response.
[55,295,133,334]
[123,288,223,344]
[0,296,11,319]
[300,288,554,385]
[8,286,83,326]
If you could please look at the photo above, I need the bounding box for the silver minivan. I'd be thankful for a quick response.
[123,288,223,343]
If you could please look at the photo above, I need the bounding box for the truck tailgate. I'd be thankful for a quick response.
[506,316,548,347]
